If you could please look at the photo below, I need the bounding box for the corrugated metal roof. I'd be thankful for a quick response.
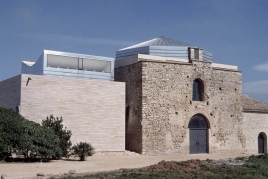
[119,36,194,51]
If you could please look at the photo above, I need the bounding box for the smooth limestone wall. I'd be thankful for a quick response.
[243,112,268,154]
[0,75,21,111]
[1,74,126,152]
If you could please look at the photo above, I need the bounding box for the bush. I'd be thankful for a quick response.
[71,142,94,161]
[42,115,72,158]
[0,107,61,160]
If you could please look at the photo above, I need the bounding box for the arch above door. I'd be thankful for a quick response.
[188,114,209,154]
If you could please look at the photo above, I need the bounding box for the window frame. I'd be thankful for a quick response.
[192,79,204,101]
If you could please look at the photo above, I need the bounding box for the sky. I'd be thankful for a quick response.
[0,0,268,103]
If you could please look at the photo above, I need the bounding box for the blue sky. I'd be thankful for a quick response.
[0,0,268,103]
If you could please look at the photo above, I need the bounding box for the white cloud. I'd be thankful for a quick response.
[253,62,268,72]
[19,33,135,47]
[243,80,268,94]
[247,63,268,94]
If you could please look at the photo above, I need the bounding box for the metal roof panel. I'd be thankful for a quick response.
[119,36,194,51]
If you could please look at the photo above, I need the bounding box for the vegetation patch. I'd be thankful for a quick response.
[0,107,62,160]
[42,115,72,159]
[0,107,74,161]
[50,155,268,179]
[69,142,95,161]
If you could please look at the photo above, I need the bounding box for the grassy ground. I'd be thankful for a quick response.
[50,154,268,179]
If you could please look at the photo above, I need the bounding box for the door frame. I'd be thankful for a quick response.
[258,132,267,154]
[188,114,209,154]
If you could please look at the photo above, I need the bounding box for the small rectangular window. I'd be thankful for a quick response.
[78,58,83,70]
[194,49,199,60]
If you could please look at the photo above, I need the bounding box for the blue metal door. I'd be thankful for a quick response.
[190,129,207,154]
[189,115,208,154]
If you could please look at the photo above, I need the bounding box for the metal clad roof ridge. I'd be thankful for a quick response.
[119,36,194,51]
[161,36,193,46]
[119,38,158,51]
[151,38,160,46]
[158,37,164,46]
[169,38,178,46]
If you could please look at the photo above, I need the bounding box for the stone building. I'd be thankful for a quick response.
[0,36,268,155]
[114,37,268,155]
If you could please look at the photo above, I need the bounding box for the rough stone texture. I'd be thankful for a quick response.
[0,74,125,152]
[115,63,142,153]
[241,95,268,112]
[0,75,21,111]
[115,56,245,155]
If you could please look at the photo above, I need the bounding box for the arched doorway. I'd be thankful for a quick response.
[188,114,208,154]
[258,132,267,154]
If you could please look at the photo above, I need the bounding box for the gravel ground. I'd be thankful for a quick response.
[0,153,250,179]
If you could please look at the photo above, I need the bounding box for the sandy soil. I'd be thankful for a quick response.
[0,153,250,179]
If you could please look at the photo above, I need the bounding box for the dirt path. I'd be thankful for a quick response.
[0,153,250,179]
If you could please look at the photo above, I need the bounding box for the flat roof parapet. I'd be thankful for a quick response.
[22,50,115,81]
[115,54,238,72]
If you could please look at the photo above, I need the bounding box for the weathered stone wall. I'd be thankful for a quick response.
[209,66,244,154]
[16,74,125,152]
[115,63,143,153]
[115,56,244,155]
[243,112,268,154]
[0,75,21,111]
[141,59,244,155]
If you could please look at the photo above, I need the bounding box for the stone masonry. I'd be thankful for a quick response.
[115,55,245,155]
[0,74,125,152]
[115,62,143,153]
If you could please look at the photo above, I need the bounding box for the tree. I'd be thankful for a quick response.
[18,120,62,159]
[0,107,61,160]
[42,115,72,158]
[71,142,94,161]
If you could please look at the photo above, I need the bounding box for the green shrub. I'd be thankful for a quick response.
[19,120,62,159]
[0,107,61,160]
[42,115,72,158]
[71,142,94,161]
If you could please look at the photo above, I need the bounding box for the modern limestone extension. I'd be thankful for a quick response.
[1,36,268,155]
[0,50,125,152]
